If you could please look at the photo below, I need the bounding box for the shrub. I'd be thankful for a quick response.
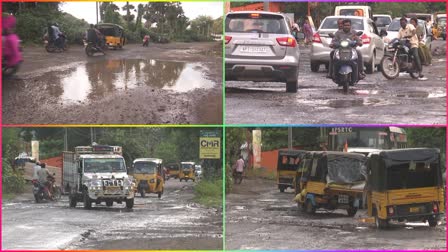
[194,179,222,208]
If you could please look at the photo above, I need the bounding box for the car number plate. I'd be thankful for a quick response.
[338,194,349,204]
[105,186,120,194]
[409,207,421,213]
[240,46,268,53]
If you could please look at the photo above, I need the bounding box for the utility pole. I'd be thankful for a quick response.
[288,127,292,150]
[263,1,269,11]
[96,2,99,24]
[90,128,94,144]
[64,128,68,151]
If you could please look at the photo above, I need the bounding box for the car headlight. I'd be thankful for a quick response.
[340,40,349,48]
[89,179,102,188]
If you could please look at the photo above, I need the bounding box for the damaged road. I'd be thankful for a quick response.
[226,40,446,125]
[2,180,222,250]
[226,177,446,250]
[3,42,222,125]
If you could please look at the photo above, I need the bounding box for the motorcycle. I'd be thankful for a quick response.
[84,40,105,57]
[32,175,61,203]
[380,38,420,80]
[328,32,363,93]
[44,34,67,53]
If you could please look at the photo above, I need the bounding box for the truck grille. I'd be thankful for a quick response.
[102,179,124,187]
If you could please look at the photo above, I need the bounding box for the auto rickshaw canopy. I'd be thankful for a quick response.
[96,23,124,36]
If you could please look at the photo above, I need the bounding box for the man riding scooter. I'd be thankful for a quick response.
[327,19,365,80]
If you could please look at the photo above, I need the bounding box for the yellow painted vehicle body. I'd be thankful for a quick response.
[277,150,306,193]
[294,151,366,217]
[180,162,196,182]
[366,148,444,229]
[166,163,180,179]
[97,23,125,49]
[132,158,164,198]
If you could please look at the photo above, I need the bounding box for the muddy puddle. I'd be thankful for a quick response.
[39,59,215,105]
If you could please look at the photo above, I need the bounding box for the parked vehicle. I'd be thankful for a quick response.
[131,158,164,198]
[311,16,384,74]
[380,38,420,79]
[225,11,300,93]
[294,151,367,216]
[63,145,135,209]
[366,148,444,229]
[373,15,392,30]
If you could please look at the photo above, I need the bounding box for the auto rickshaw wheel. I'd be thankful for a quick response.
[374,208,389,229]
[158,189,163,199]
[347,207,357,217]
[305,199,316,214]
[279,186,285,193]
[428,217,438,227]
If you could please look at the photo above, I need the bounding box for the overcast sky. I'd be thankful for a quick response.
[60,2,223,24]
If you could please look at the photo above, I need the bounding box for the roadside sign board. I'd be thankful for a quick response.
[199,130,221,159]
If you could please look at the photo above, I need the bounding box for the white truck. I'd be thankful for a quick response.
[63,145,135,209]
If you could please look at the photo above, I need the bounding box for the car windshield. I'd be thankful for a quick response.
[339,9,365,17]
[386,162,439,189]
[387,20,401,31]
[84,158,126,173]
[168,165,179,171]
[375,17,391,27]
[226,13,288,34]
[134,161,157,174]
[320,18,364,30]
[438,18,446,26]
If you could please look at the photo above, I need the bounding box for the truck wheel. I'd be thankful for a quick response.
[305,199,316,214]
[347,207,357,217]
[428,217,438,227]
[126,198,134,209]
[69,194,77,208]
[83,191,92,210]
[106,201,113,207]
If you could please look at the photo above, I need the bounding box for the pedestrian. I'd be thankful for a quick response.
[143,34,150,47]
[303,19,313,45]
[233,155,245,180]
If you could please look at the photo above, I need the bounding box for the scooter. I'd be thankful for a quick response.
[328,32,363,93]
[380,38,420,80]
[44,34,67,53]
[84,40,105,57]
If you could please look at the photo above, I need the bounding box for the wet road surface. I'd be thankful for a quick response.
[2,179,222,250]
[226,40,446,125]
[226,177,446,250]
[3,43,222,125]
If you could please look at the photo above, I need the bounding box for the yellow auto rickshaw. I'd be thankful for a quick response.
[179,162,195,182]
[166,163,180,179]
[366,148,445,229]
[294,151,367,216]
[277,150,306,193]
[132,158,164,198]
[97,23,125,49]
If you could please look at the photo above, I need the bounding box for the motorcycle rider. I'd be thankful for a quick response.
[329,19,365,79]
[397,17,425,80]
[2,14,23,74]
[37,163,54,199]
[327,18,344,78]
[51,23,65,50]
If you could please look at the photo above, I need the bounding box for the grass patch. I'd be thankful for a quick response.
[1,193,16,201]
[194,179,223,208]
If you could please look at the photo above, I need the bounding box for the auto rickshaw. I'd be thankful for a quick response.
[294,151,367,216]
[96,23,125,49]
[366,148,445,229]
[179,162,195,182]
[166,163,180,179]
[132,158,164,198]
[277,150,306,192]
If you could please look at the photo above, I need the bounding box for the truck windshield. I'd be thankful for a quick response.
[134,162,157,174]
[387,162,439,189]
[84,158,126,173]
